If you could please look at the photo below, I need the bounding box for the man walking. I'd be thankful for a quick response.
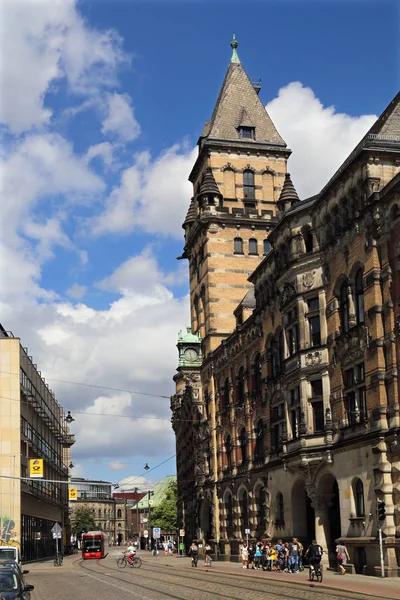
[288,537,300,573]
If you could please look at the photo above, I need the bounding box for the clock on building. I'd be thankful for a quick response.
[183,348,198,361]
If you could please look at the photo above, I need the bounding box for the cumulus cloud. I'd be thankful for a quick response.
[101,93,140,141]
[85,141,117,169]
[91,144,196,238]
[118,476,155,491]
[266,82,377,198]
[0,0,127,133]
[66,283,87,300]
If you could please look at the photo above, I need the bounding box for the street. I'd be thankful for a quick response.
[28,549,398,600]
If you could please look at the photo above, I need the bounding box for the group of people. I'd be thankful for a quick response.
[240,537,307,573]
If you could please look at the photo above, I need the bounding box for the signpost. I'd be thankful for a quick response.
[179,529,185,555]
[68,488,78,501]
[51,523,62,561]
[153,527,161,539]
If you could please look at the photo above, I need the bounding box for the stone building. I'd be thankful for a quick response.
[171,37,400,576]
[0,324,75,561]
[69,478,128,545]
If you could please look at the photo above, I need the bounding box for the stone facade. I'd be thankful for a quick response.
[171,39,400,576]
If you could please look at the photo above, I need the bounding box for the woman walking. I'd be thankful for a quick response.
[336,542,350,575]
[240,542,248,569]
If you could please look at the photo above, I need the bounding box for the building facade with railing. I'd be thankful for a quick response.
[171,38,400,576]
[0,325,75,562]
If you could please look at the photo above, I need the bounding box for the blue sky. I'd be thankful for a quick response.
[0,0,398,490]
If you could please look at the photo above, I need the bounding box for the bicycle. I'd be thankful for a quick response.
[116,554,142,568]
[54,553,63,567]
[309,561,323,583]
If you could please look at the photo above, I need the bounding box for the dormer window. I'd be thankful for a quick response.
[239,126,255,139]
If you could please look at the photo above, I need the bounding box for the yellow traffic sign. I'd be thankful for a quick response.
[69,488,78,500]
[29,458,44,478]
[149,499,153,506]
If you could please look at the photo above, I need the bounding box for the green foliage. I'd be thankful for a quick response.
[151,481,178,533]
[72,508,97,537]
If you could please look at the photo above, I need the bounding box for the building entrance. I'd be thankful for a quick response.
[291,479,315,546]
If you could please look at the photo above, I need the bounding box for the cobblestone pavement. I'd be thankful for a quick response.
[27,550,398,600]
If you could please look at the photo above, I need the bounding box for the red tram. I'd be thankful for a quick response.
[81,531,109,559]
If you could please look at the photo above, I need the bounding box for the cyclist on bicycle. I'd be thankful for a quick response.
[126,543,136,565]
[305,539,323,572]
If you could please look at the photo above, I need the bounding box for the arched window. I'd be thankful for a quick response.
[239,427,247,463]
[263,239,271,255]
[254,420,265,460]
[340,281,349,333]
[278,331,285,371]
[234,237,243,254]
[249,238,258,255]
[355,269,364,325]
[255,486,266,530]
[223,377,230,409]
[237,367,245,405]
[240,490,249,528]
[117,508,122,519]
[276,492,284,525]
[98,508,102,517]
[226,494,233,527]
[354,479,365,517]
[225,435,232,470]
[252,353,262,394]
[98,523,102,530]
[302,226,313,253]
[243,170,255,199]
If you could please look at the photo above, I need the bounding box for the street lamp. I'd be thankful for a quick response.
[144,463,150,471]
[147,490,154,551]
[65,411,75,424]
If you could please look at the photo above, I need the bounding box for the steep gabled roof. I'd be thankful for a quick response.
[200,37,286,147]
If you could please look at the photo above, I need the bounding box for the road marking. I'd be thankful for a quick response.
[82,569,153,600]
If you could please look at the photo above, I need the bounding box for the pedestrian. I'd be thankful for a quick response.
[240,542,248,569]
[168,540,173,555]
[288,537,300,573]
[248,543,255,569]
[336,542,350,575]
[277,543,288,572]
[189,541,198,567]
[269,545,277,571]
[255,543,262,570]
[204,542,212,567]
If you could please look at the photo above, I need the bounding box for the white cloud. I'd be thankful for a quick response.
[118,476,155,491]
[101,93,140,141]
[85,142,116,169]
[91,144,196,238]
[66,283,87,300]
[109,461,126,472]
[0,0,127,133]
[266,82,377,198]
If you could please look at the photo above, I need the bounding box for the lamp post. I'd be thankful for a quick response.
[133,487,140,548]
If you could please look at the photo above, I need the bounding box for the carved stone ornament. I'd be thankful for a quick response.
[302,271,315,289]
[208,223,219,234]
[280,282,296,308]
[335,325,370,367]
[305,351,322,367]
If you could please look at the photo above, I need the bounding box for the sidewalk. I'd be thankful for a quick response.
[170,555,400,599]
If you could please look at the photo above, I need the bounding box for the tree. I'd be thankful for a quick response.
[71,508,96,537]
[151,482,178,533]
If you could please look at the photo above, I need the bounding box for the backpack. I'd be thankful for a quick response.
[314,545,322,558]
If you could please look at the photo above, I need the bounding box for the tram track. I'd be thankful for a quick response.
[76,554,382,600]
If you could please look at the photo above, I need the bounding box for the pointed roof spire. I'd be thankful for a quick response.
[278,173,300,210]
[199,167,221,197]
[230,33,240,63]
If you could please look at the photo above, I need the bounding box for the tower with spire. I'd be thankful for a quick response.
[182,36,291,356]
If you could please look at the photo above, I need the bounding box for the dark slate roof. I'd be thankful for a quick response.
[200,61,286,147]
[199,167,221,196]
[237,287,256,311]
[278,173,300,206]
[183,198,196,226]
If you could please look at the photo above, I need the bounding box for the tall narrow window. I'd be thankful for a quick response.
[263,239,271,255]
[237,367,245,406]
[239,427,247,463]
[340,281,349,333]
[225,435,232,470]
[223,377,230,409]
[117,509,122,519]
[240,491,249,528]
[234,237,243,254]
[355,269,364,324]
[226,494,233,527]
[302,226,313,253]
[343,363,366,425]
[254,420,265,460]
[276,492,284,525]
[286,307,299,356]
[312,401,324,433]
[252,353,262,394]
[249,238,258,255]
[243,170,255,199]
[355,479,365,517]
